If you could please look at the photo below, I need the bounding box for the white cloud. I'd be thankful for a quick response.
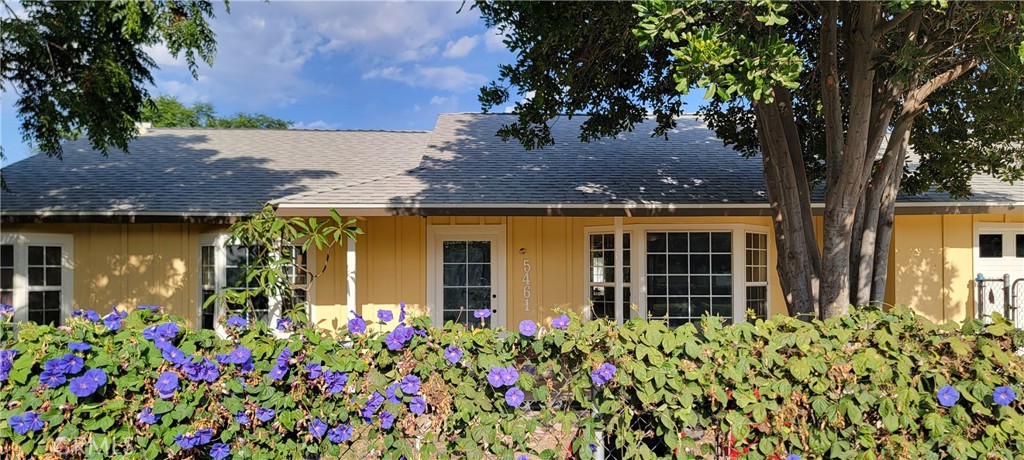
[442,35,480,58]
[430,95,450,105]
[484,27,510,52]
[363,65,487,93]
[291,120,340,130]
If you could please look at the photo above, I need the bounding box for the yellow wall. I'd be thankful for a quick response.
[349,215,785,327]
[892,212,1024,323]
[6,210,1020,330]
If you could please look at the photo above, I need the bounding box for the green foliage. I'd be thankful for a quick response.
[203,204,361,322]
[1,0,225,158]
[142,95,292,129]
[1,305,1022,459]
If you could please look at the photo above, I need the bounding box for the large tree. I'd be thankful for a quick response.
[142,95,291,129]
[1,0,223,159]
[476,1,1024,319]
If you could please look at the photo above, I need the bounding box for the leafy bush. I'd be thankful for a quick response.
[0,304,1022,460]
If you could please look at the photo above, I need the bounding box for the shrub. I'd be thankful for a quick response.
[0,305,1022,460]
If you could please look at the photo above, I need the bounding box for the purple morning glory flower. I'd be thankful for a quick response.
[379,410,395,430]
[785,455,802,460]
[268,365,288,380]
[937,385,960,407]
[591,363,617,387]
[183,357,220,383]
[210,443,230,460]
[143,322,180,341]
[227,346,251,365]
[400,375,421,395]
[505,387,525,407]
[174,433,196,449]
[487,367,507,388]
[474,309,491,319]
[305,362,322,379]
[8,411,44,435]
[255,407,275,422]
[153,338,175,352]
[103,313,122,331]
[386,384,401,404]
[409,396,426,415]
[155,371,179,399]
[0,303,13,316]
[236,411,250,426]
[502,367,519,386]
[324,370,348,394]
[276,347,293,367]
[39,369,67,387]
[137,305,160,311]
[81,310,101,322]
[83,368,107,387]
[366,392,385,413]
[58,354,84,374]
[399,302,407,323]
[348,316,366,334]
[328,424,353,443]
[137,408,159,425]
[137,407,159,425]
[552,314,570,330]
[310,418,328,438]
[162,346,187,365]
[69,341,91,352]
[518,320,537,337]
[385,330,405,351]
[276,317,294,331]
[195,428,213,444]
[444,345,462,365]
[226,315,248,328]
[239,359,255,373]
[69,374,99,397]
[993,386,1016,406]
[378,309,394,322]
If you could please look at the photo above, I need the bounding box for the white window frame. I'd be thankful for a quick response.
[198,233,316,332]
[0,233,74,324]
[426,224,507,330]
[973,222,1024,278]
[743,231,771,321]
[582,223,770,325]
[583,228,637,324]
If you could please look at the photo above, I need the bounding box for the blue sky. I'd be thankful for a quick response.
[1,1,704,166]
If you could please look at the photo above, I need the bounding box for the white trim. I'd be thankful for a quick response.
[613,217,624,325]
[347,236,357,322]
[274,201,1024,210]
[0,232,74,324]
[582,223,771,325]
[426,224,507,330]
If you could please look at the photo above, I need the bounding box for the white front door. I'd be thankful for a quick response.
[427,225,506,329]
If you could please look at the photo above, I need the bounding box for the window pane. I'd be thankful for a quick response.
[45,246,61,265]
[467,241,490,263]
[647,233,666,253]
[1017,234,1024,258]
[590,286,629,321]
[746,286,768,321]
[0,245,12,266]
[668,233,688,252]
[443,242,467,263]
[467,264,490,287]
[979,234,1003,258]
[0,268,12,289]
[443,264,466,286]
[46,267,61,286]
[711,233,732,253]
[689,233,709,253]
[28,246,43,265]
[28,267,44,286]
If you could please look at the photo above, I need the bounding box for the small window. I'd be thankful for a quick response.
[0,235,73,325]
[1017,234,1024,258]
[588,233,631,322]
[1,245,13,307]
[979,234,1003,258]
[745,233,769,321]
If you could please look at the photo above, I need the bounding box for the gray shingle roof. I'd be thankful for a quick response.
[275,113,1024,212]
[2,114,1020,219]
[0,128,428,217]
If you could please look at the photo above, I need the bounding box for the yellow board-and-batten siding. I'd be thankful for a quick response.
[4,212,1020,328]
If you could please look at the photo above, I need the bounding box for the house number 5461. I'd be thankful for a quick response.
[522,259,532,312]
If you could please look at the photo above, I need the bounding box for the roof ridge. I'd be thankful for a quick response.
[146,127,431,134]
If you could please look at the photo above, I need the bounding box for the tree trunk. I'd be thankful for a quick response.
[820,2,880,318]
[753,90,820,320]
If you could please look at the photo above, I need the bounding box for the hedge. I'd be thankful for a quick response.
[0,304,1022,460]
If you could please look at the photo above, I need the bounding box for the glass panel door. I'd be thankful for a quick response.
[442,240,493,328]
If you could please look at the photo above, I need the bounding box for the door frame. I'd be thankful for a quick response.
[426,224,507,329]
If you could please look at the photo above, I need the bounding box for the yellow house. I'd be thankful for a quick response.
[1,114,1022,331]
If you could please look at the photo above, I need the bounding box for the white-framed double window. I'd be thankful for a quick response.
[0,233,74,325]
[198,234,313,330]
[584,224,770,326]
